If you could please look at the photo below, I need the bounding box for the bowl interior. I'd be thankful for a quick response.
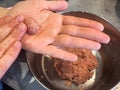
[27,12,120,90]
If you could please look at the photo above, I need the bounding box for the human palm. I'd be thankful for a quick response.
[22,11,73,60]
[7,0,110,61]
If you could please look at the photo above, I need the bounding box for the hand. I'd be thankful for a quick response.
[7,0,110,61]
[0,15,27,79]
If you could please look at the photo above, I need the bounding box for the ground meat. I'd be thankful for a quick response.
[53,48,98,85]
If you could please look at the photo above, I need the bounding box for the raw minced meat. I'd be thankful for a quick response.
[53,48,98,85]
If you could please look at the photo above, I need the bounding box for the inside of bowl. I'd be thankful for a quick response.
[27,11,120,90]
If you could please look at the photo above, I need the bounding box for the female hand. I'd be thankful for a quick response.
[0,15,27,79]
[7,0,110,61]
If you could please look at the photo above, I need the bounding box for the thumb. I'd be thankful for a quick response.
[46,1,68,11]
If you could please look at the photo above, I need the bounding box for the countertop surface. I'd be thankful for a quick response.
[1,0,120,90]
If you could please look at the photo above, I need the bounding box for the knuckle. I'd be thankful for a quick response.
[9,32,18,40]
[7,20,18,28]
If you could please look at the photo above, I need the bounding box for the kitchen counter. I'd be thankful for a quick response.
[1,0,120,90]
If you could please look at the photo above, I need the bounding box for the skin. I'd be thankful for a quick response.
[0,0,110,79]
[5,0,110,61]
[0,15,27,79]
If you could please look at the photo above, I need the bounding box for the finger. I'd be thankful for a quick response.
[61,25,110,44]
[63,16,104,31]
[0,16,12,26]
[46,1,68,11]
[0,41,21,79]
[53,35,101,50]
[25,18,40,34]
[0,15,24,42]
[0,23,27,57]
[39,45,77,61]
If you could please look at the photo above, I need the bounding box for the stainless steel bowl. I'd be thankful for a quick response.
[27,12,120,90]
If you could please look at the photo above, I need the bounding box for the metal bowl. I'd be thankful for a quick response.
[26,12,120,90]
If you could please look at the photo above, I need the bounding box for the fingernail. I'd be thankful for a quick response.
[16,15,24,22]
[67,55,78,61]
[29,24,39,34]
[95,43,101,50]
[105,35,110,44]
[99,24,104,31]
[71,56,78,61]
[17,23,26,31]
